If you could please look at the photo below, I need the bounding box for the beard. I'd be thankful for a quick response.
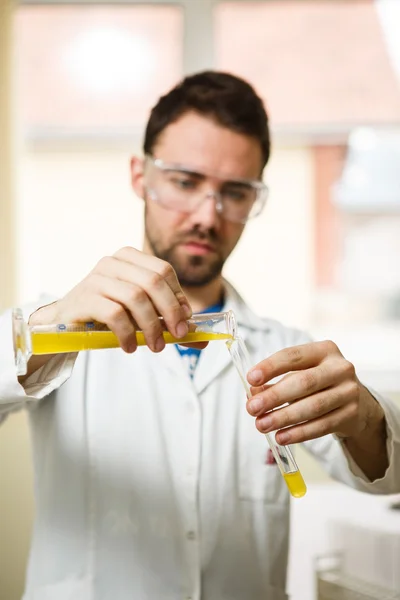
[145,219,225,288]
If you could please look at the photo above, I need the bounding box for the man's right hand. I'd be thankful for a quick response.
[29,247,193,354]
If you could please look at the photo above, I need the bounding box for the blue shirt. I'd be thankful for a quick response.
[175,301,224,378]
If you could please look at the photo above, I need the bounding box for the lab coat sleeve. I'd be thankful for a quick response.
[322,386,400,494]
[288,329,400,494]
[0,299,78,421]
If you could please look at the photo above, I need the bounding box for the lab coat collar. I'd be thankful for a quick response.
[222,280,271,341]
[160,280,271,393]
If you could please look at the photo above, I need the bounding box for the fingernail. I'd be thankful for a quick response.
[176,321,189,338]
[277,431,290,445]
[248,397,263,415]
[248,369,263,385]
[155,336,165,352]
[182,303,192,318]
[127,340,137,353]
[259,415,273,432]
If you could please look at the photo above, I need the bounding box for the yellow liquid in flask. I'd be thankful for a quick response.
[31,330,233,355]
[283,471,307,498]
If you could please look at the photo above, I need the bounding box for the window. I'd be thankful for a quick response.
[16,5,183,136]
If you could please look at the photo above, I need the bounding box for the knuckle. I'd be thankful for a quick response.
[321,339,339,355]
[294,424,307,443]
[300,370,317,393]
[157,260,174,281]
[278,409,291,428]
[146,271,164,291]
[286,347,303,364]
[115,246,133,257]
[347,401,359,419]
[105,304,124,325]
[320,419,331,436]
[130,286,147,305]
[86,272,102,290]
[168,302,185,321]
[265,387,280,407]
[93,256,113,273]
[312,395,326,415]
[344,379,359,400]
[342,359,356,379]
[145,318,163,338]
[330,388,342,406]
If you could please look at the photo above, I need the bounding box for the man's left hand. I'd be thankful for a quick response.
[246,341,385,446]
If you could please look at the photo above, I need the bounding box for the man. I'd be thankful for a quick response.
[1,71,399,600]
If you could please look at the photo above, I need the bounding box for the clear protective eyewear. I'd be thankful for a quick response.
[144,155,269,224]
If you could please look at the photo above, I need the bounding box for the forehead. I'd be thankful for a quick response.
[152,111,264,180]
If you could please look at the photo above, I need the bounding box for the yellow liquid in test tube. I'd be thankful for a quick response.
[31,330,233,355]
[283,471,307,498]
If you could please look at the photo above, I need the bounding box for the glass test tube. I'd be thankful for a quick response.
[226,336,307,498]
[12,307,236,376]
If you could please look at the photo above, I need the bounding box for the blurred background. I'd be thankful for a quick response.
[1,0,400,598]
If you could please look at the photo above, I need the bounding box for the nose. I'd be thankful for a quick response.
[189,191,222,229]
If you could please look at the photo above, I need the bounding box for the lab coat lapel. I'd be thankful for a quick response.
[192,334,233,395]
[161,342,192,380]
[193,281,271,395]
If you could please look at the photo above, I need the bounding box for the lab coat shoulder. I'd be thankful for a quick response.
[0,295,77,422]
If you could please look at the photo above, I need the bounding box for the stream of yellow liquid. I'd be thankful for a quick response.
[31,330,233,355]
[283,471,307,498]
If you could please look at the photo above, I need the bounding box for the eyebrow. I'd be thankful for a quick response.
[164,164,257,187]
[222,180,253,189]
[165,167,205,179]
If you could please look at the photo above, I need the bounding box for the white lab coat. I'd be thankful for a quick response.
[1,282,400,600]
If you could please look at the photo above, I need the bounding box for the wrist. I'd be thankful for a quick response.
[340,386,389,481]
[347,387,387,452]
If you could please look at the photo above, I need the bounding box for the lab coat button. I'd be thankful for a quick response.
[186,530,196,540]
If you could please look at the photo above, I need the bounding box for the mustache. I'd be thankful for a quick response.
[175,227,219,246]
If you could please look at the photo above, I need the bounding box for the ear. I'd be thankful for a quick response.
[130,156,145,199]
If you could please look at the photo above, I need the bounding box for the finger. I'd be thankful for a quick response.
[247,363,344,416]
[254,382,354,434]
[122,262,190,340]
[93,256,190,340]
[272,402,358,445]
[247,340,341,386]
[77,294,137,354]
[114,247,192,314]
[133,264,191,340]
[91,274,165,352]
[249,384,270,396]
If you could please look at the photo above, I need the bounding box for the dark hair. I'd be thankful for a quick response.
[143,71,270,169]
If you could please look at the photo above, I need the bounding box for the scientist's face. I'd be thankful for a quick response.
[131,111,264,287]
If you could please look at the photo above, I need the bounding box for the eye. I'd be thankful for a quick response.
[172,177,197,190]
[223,186,251,202]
